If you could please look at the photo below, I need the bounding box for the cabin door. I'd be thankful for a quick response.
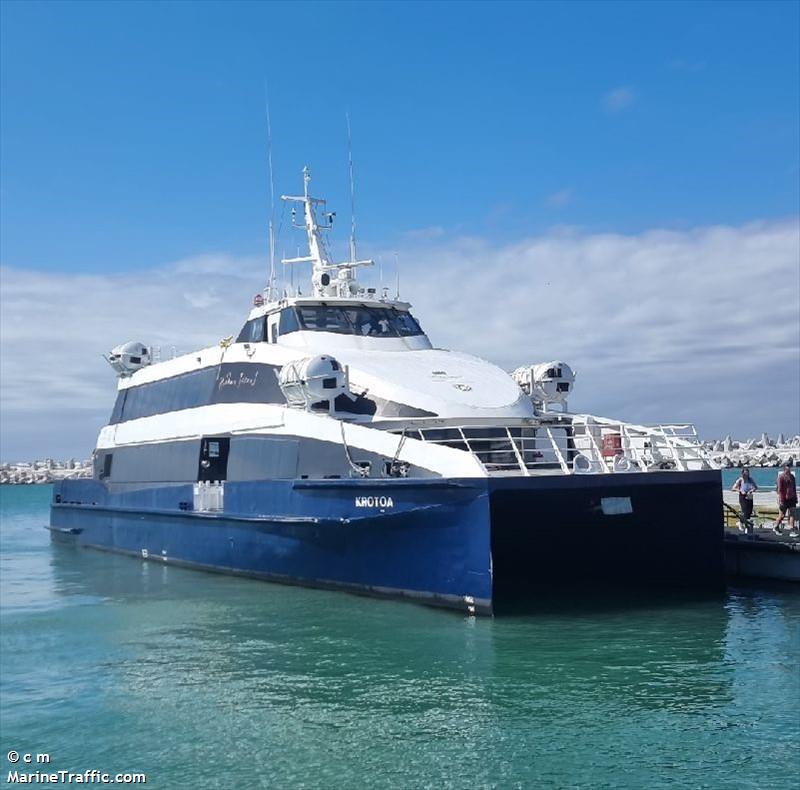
[198,437,230,482]
[267,313,279,344]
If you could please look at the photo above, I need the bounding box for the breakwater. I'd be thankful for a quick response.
[704,433,799,468]
[0,459,92,485]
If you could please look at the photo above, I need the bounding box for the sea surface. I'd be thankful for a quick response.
[1,484,798,789]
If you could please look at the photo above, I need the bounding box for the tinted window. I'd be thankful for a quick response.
[278,307,301,335]
[109,389,127,423]
[236,318,265,343]
[297,305,352,333]
[212,363,284,405]
[281,304,425,337]
[118,367,218,422]
[110,363,285,423]
[249,319,265,342]
[391,309,424,337]
[343,307,398,337]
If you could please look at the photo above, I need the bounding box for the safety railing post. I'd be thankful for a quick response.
[544,427,571,474]
[506,427,531,476]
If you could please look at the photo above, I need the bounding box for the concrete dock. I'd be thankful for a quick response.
[722,490,800,582]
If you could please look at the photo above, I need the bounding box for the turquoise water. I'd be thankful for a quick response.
[1,485,798,789]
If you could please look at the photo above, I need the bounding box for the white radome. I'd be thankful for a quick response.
[104,341,152,377]
[512,361,576,411]
[278,355,348,410]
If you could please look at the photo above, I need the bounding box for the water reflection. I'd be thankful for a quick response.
[42,542,742,718]
[2,497,798,788]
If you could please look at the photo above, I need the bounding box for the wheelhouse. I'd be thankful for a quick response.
[238,301,427,344]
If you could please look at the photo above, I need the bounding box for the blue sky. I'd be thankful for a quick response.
[1,1,798,458]
[2,0,798,272]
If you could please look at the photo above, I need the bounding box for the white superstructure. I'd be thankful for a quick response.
[98,168,717,485]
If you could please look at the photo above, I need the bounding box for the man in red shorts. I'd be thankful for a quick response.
[774,462,797,536]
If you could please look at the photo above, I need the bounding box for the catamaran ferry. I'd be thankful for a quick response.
[50,168,724,614]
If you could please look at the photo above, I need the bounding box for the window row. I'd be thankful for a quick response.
[109,363,283,423]
[237,304,426,343]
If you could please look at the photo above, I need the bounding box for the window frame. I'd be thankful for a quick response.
[280,303,425,338]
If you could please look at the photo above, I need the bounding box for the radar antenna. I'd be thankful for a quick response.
[281,167,374,298]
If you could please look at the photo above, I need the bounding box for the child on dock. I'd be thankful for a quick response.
[774,463,797,536]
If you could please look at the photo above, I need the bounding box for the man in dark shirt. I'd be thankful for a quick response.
[774,462,798,536]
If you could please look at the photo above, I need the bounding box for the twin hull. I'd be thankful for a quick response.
[50,470,725,614]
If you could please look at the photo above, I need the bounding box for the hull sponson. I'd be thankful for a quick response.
[489,469,725,607]
[50,478,494,614]
[50,471,724,614]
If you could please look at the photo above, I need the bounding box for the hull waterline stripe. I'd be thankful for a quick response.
[50,501,449,525]
[46,535,493,615]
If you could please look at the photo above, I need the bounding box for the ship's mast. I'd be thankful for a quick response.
[281,167,373,298]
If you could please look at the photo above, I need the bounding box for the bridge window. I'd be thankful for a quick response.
[278,304,425,337]
[343,307,397,336]
[392,309,424,337]
[236,317,265,343]
[297,305,352,333]
[278,307,301,335]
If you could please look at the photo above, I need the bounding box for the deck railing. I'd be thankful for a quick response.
[389,417,716,476]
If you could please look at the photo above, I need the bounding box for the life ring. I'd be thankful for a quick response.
[573,454,595,474]
[613,455,633,473]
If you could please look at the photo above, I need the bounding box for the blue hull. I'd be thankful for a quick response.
[50,471,724,614]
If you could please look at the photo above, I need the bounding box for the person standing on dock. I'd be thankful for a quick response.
[731,468,758,531]
[774,463,797,536]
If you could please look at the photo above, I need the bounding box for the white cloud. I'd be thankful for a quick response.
[0,254,264,458]
[668,58,707,73]
[603,86,636,113]
[388,219,799,439]
[545,188,573,209]
[1,219,798,459]
[402,226,446,241]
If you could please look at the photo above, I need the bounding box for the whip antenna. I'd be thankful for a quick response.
[347,112,357,263]
[265,82,276,299]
